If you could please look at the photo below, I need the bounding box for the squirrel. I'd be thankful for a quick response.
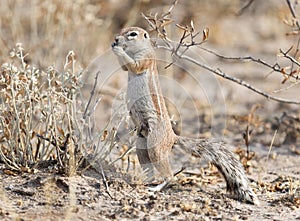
[111,27,259,205]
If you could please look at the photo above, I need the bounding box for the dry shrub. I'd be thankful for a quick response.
[0,44,109,175]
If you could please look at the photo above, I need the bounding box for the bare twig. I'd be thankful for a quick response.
[158,45,300,105]
[267,130,278,162]
[174,166,185,177]
[279,48,300,67]
[83,71,100,119]
[141,2,300,105]
[273,80,300,93]
[141,0,178,41]
[199,46,300,82]
[237,0,255,15]
[162,0,178,18]
[99,162,113,199]
[179,53,300,105]
[286,0,300,30]
[243,125,251,159]
[109,146,134,165]
[163,23,208,69]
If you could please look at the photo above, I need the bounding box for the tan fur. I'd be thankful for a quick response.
[112,27,259,205]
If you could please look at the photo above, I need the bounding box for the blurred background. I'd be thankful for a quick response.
[0,0,294,67]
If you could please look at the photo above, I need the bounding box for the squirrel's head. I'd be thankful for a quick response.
[113,27,152,54]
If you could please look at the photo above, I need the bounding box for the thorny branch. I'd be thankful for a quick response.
[141,0,300,105]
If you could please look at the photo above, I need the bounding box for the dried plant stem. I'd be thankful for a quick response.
[142,1,300,106]
[109,146,134,165]
[199,46,300,81]
[83,71,100,119]
[158,45,300,105]
[279,48,300,67]
[267,129,278,162]
[273,80,300,93]
[237,0,255,15]
[286,0,300,30]
[100,162,113,199]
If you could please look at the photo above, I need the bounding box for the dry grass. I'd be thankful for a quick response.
[0,44,98,174]
[0,0,110,68]
[0,0,127,174]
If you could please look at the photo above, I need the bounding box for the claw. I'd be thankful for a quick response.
[147,181,168,192]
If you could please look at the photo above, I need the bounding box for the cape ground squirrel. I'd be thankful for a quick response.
[111,27,259,205]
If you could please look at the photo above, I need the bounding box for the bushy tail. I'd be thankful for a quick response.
[176,136,259,205]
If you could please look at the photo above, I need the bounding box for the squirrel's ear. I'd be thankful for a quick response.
[144,33,149,39]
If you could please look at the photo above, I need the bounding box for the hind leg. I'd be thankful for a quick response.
[136,136,154,181]
[146,132,173,181]
[145,132,174,192]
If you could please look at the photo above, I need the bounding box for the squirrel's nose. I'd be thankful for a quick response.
[111,37,119,47]
[112,36,121,47]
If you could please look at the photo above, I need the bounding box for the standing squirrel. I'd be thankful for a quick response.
[111,27,259,205]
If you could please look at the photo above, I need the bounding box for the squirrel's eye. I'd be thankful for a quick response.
[129,32,138,37]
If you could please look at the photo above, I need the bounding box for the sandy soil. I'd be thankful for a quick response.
[0,153,299,221]
[1,111,300,221]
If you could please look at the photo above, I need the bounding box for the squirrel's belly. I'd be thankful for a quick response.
[127,73,159,125]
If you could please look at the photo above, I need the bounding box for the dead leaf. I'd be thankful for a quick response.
[3,169,19,176]
[202,28,209,41]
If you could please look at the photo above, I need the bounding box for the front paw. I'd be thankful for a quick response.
[112,44,125,56]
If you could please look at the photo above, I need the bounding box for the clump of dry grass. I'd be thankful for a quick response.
[0,44,110,175]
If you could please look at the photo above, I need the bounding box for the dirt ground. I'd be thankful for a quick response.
[1,99,300,221]
[1,1,300,220]
[1,117,300,221]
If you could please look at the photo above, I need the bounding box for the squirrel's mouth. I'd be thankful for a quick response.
[111,42,118,47]
[111,36,120,47]
[111,41,128,51]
